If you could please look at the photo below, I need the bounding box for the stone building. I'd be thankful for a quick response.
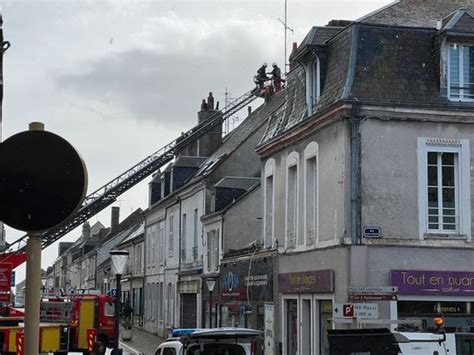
[256,1,474,354]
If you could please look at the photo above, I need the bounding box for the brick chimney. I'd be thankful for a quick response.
[111,206,120,233]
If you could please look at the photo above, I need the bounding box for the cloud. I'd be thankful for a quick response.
[54,12,281,126]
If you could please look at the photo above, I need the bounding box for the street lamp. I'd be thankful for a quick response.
[41,277,47,298]
[110,250,129,355]
[206,279,216,328]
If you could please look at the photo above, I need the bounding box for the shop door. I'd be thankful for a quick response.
[180,293,197,328]
[286,299,298,355]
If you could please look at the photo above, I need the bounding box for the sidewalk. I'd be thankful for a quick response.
[119,326,166,355]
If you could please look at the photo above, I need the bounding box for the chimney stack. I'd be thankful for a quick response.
[111,206,120,233]
[82,221,91,239]
[208,92,214,110]
[248,106,252,116]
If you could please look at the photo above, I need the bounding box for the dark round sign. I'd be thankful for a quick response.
[0,130,88,232]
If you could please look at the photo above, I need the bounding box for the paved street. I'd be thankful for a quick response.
[117,327,165,355]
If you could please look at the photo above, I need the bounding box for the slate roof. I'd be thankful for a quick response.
[260,1,474,145]
[214,177,260,190]
[359,0,474,28]
[174,156,207,168]
[193,91,285,178]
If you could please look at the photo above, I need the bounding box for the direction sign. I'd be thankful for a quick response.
[349,294,398,301]
[333,303,378,319]
[348,286,398,294]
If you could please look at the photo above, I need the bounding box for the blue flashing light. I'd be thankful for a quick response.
[172,328,199,337]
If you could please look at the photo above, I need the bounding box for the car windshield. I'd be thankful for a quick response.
[186,344,246,355]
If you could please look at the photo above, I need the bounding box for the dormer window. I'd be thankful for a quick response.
[448,43,474,101]
[305,58,320,115]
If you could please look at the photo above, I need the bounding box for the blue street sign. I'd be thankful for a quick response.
[11,271,15,287]
[363,227,381,238]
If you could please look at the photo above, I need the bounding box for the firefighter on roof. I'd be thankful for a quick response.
[256,63,269,89]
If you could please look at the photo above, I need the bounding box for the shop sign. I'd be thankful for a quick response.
[391,270,474,296]
[279,270,334,293]
[219,255,274,302]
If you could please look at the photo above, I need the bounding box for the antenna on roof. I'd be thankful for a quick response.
[278,0,294,75]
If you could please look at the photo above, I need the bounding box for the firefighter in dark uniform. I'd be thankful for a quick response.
[256,63,269,89]
[270,62,283,92]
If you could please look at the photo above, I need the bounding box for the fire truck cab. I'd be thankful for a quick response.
[0,293,116,354]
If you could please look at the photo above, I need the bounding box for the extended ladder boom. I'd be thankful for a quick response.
[1,89,258,256]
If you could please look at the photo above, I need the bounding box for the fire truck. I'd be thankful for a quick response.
[0,293,116,354]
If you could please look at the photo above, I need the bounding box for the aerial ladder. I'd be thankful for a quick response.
[0,88,259,261]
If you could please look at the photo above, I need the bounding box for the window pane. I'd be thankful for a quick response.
[429,223,439,229]
[443,208,455,216]
[443,216,456,224]
[442,167,455,186]
[442,187,455,207]
[468,46,474,98]
[463,46,474,99]
[428,208,438,215]
[428,187,438,207]
[428,216,439,223]
[442,152,454,166]
[428,152,437,165]
[428,166,438,186]
[450,45,460,98]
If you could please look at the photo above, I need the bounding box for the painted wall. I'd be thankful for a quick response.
[360,118,474,240]
[264,119,348,249]
[223,186,263,252]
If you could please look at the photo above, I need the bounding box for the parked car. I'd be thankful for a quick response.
[155,328,262,355]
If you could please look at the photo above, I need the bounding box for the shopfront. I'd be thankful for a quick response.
[392,270,474,332]
[279,270,334,355]
[218,253,275,331]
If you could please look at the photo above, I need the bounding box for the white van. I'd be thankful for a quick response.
[155,328,262,355]
[397,331,474,355]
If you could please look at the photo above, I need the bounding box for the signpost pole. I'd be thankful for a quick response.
[24,232,41,355]
[24,122,46,355]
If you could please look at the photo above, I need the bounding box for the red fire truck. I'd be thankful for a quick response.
[0,293,116,354]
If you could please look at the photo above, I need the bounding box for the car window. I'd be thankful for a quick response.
[162,348,176,355]
[187,343,245,355]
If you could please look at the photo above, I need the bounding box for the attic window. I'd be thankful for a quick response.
[448,43,474,101]
[305,58,320,115]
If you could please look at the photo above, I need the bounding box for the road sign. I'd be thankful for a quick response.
[348,286,398,294]
[349,294,398,301]
[333,303,379,319]
[363,227,381,238]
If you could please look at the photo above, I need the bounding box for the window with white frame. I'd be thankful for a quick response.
[286,152,299,248]
[181,213,187,261]
[264,159,275,248]
[168,213,174,256]
[448,43,474,101]
[193,209,199,260]
[304,142,319,245]
[305,58,320,115]
[418,138,471,238]
[158,221,165,264]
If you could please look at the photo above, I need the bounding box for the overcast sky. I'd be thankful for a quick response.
[2,0,390,285]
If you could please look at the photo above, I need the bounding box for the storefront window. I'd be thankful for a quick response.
[319,300,332,355]
[398,301,474,333]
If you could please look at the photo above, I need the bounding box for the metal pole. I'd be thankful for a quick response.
[24,233,41,355]
[114,273,122,355]
[209,290,213,328]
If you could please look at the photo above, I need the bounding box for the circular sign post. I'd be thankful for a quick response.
[0,122,87,355]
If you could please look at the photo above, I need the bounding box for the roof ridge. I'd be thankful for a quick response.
[355,0,401,23]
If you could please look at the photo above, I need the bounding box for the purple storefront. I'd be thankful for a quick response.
[391,270,474,332]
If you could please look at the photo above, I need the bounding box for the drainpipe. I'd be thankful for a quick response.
[350,99,362,245]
